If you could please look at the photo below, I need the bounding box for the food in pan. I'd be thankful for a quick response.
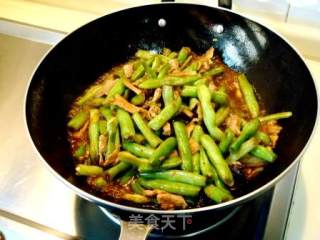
[67,47,292,210]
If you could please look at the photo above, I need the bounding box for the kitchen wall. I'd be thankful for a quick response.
[0,0,319,60]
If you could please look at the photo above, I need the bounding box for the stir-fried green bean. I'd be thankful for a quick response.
[150,137,177,167]
[89,109,100,162]
[238,74,259,118]
[161,156,182,170]
[148,98,182,131]
[162,85,174,106]
[132,112,162,148]
[117,108,135,140]
[250,145,277,162]
[76,164,103,176]
[68,111,88,130]
[201,134,234,186]
[230,118,260,152]
[131,94,145,105]
[227,137,259,163]
[259,112,292,122]
[105,162,131,180]
[138,178,201,197]
[122,142,154,158]
[118,151,152,172]
[139,75,201,89]
[106,117,118,157]
[173,121,193,172]
[204,185,233,203]
[140,170,206,187]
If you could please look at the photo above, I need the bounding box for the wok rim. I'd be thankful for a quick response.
[24,2,320,215]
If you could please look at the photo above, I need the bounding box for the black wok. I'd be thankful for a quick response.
[25,2,318,238]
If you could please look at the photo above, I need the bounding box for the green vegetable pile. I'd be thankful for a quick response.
[67,47,292,209]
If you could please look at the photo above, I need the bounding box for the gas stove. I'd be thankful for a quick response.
[0,21,316,240]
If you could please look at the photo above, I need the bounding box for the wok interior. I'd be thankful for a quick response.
[26,4,317,206]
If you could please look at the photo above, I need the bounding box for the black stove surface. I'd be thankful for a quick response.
[75,188,274,240]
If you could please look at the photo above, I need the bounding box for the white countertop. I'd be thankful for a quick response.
[285,59,320,240]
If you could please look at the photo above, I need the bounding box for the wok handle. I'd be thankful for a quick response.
[119,220,153,240]
[160,0,232,10]
[218,0,232,9]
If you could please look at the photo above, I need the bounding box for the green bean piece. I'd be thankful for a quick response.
[161,156,182,170]
[138,178,201,197]
[177,47,191,64]
[238,74,259,118]
[131,94,145,106]
[87,97,105,107]
[204,185,233,203]
[105,79,125,104]
[189,98,198,111]
[157,63,171,79]
[99,120,108,135]
[227,137,259,163]
[93,177,107,188]
[162,85,174,106]
[148,98,182,131]
[89,109,100,162]
[150,137,177,167]
[76,85,102,105]
[122,193,149,204]
[131,64,145,81]
[118,151,152,172]
[184,62,199,72]
[197,85,218,140]
[193,78,209,86]
[255,131,272,145]
[219,129,234,154]
[123,142,155,158]
[192,153,200,174]
[131,181,145,195]
[173,121,193,172]
[201,156,229,192]
[119,167,136,185]
[68,111,89,130]
[168,51,178,59]
[142,61,157,79]
[73,144,86,158]
[132,112,162,148]
[106,162,131,180]
[139,75,201,89]
[132,134,145,144]
[100,106,113,120]
[180,55,193,70]
[76,164,103,176]
[199,147,214,177]
[212,127,226,141]
[140,170,206,187]
[191,125,204,143]
[200,134,234,186]
[259,112,292,122]
[250,146,277,163]
[203,66,224,77]
[152,56,161,71]
[212,90,228,105]
[230,118,260,152]
[181,85,198,97]
[115,127,121,147]
[215,107,230,126]
[116,108,135,140]
[135,49,155,59]
[106,117,118,157]
[182,86,228,105]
